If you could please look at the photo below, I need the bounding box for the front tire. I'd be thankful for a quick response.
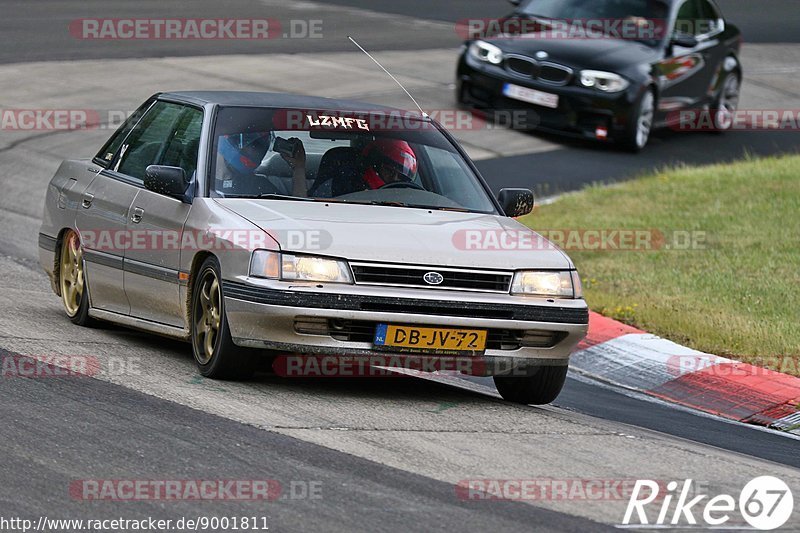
[620,88,655,152]
[711,70,740,132]
[493,365,568,405]
[191,257,254,379]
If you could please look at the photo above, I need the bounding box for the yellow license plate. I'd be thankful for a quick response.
[374,324,487,355]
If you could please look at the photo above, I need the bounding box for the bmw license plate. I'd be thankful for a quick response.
[374,324,487,355]
[503,83,559,109]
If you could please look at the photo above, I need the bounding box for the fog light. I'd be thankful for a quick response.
[294,316,329,335]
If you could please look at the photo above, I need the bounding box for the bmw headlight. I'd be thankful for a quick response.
[468,40,504,65]
[511,270,583,298]
[251,251,353,284]
[579,70,630,92]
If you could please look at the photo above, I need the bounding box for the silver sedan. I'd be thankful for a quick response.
[38,91,588,404]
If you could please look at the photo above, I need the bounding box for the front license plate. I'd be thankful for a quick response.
[503,83,559,109]
[374,324,487,355]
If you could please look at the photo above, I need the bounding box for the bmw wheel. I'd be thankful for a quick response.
[493,365,568,405]
[621,88,655,152]
[712,71,740,131]
[191,256,254,379]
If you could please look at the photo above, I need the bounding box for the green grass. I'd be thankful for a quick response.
[519,154,800,374]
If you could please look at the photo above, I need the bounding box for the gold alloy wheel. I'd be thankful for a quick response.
[194,269,222,365]
[59,231,84,317]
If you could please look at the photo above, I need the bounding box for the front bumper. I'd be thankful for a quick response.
[457,53,639,141]
[222,277,589,376]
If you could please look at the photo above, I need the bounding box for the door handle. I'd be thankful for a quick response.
[130,207,144,224]
[81,193,94,209]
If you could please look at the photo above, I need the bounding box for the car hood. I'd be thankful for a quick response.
[216,199,572,270]
[487,34,660,71]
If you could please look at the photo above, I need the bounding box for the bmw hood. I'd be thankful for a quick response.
[215,199,573,270]
[486,34,660,72]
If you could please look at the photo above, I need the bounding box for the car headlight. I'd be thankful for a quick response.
[511,270,583,298]
[579,70,630,92]
[250,251,353,284]
[468,40,504,65]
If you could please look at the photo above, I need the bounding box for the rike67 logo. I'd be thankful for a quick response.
[622,476,794,530]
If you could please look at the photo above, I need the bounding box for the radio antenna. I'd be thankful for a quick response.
[348,36,428,118]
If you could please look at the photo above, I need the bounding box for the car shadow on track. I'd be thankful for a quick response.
[108,327,504,404]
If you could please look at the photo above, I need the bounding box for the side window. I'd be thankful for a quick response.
[93,99,153,166]
[159,108,204,179]
[675,0,718,36]
[697,0,722,34]
[114,101,185,182]
[675,0,700,36]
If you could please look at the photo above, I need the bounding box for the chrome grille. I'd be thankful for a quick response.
[350,263,512,293]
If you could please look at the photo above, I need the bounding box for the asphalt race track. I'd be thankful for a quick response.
[1,2,799,531]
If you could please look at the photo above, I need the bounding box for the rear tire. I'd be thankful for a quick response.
[59,229,96,327]
[191,257,255,380]
[620,88,655,152]
[493,365,568,405]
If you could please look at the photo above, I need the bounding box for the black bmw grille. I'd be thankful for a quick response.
[350,264,512,293]
[506,56,538,77]
[505,56,572,85]
[538,64,572,84]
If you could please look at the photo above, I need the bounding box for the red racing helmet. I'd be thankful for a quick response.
[362,138,418,188]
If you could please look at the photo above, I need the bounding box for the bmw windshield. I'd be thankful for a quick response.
[516,0,669,46]
[210,106,498,214]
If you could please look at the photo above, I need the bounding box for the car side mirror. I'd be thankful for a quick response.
[144,165,192,202]
[670,32,698,48]
[508,0,521,5]
[497,188,534,217]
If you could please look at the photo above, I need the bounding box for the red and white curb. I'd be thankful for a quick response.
[570,312,800,434]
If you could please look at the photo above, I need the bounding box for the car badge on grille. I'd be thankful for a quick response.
[535,51,549,59]
[423,272,444,285]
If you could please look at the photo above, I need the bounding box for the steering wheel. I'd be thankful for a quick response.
[378,181,425,190]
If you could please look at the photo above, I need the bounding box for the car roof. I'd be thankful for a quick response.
[160,91,422,116]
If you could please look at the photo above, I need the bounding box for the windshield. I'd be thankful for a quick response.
[209,106,498,214]
[517,0,669,45]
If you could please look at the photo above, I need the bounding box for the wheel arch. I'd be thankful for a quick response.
[185,251,218,327]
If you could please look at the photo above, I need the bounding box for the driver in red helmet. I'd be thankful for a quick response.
[361,139,418,188]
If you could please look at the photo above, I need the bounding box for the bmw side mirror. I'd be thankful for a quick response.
[497,188,534,217]
[670,32,698,48]
[144,165,192,202]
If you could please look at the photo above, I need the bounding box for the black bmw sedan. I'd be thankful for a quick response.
[456,0,742,151]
